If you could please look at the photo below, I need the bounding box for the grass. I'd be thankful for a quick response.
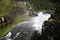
[0,14,28,38]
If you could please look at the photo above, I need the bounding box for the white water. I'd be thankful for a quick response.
[32,12,51,34]
[5,32,12,38]
[5,32,12,40]
[4,12,51,40]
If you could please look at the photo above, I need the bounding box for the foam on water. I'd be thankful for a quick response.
[5,32,12,40]
[32,12,51,34]
[5,32,12,38]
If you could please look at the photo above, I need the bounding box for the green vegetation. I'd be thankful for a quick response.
[0,0,28,38]
[0,0,12,37]
[0,0,12,16]
[20,0,55,11]
[0,14,28,37]
[0,0,60,40]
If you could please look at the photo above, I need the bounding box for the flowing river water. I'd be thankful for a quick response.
[0,11,51,40]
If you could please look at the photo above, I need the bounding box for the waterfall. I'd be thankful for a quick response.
[32,12,51,34]
[3,11,51,40]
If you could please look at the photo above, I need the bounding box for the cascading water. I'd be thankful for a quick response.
[32,12,51,34]
[2,11,51,40]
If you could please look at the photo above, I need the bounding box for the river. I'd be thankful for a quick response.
[0,11,51,40]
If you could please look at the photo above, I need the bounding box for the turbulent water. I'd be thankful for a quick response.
[32,12,51,34]
[1,12,51,40]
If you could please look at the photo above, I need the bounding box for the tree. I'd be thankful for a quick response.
[26,0,55,11]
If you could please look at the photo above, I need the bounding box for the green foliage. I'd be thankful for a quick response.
[0,0,12,16]
[0,14,28,38]
[49,0,60,18]
[26,0,55,11]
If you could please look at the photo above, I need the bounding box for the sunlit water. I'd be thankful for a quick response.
[32,12,51,34]
[3,11,51,40]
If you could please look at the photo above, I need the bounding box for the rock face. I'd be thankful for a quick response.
[40,12,60,40]
[40,21,55,40]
